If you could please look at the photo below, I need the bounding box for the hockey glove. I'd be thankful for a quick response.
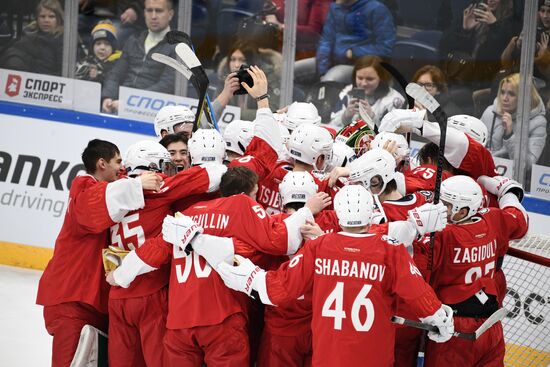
[162,213,203,255]
[378,108,426,135]
[477,175,524,202]
[216,254,265,298]
[420,304,455,343]
[102,246,130,272]
[407,202,447,236]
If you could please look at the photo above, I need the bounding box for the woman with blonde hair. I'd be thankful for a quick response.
[480,73,547,165]
[1,0,64,76]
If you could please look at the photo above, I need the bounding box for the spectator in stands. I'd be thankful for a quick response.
[264,0,331,58]
[101,0,176,114]
[79,0,146,47]
[76,20,121,83]
[412,65,461,120]
[213,40,282,120]
[159,133,191,170]
[294,0,396,85]
[330,55,405,129]
[481,73,547,165]
[1,0,64,76]
[439,0,521,89]
[500,1,550,102]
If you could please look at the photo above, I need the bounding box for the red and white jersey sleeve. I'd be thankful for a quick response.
[262,233,440,367]
[164,194,309,329]
[36,175,145,313]
[229,109,281,182]
[437,128,498,179]
[404,165,452,194]
[375,191,433,223]
[431,207,528,305]
[108,166,212,299]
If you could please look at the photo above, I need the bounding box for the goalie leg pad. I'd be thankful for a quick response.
[70,325,108,367]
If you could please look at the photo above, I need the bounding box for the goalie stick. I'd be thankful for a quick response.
[391,308,507,341]
[405,82,448,367]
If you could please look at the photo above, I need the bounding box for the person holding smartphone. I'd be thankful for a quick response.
[329,55,405,129]
[439,0,521,89]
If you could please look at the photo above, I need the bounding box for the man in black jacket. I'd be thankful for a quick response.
[101,0,175,113]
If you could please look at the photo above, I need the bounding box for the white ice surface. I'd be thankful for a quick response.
[0,265,51,366]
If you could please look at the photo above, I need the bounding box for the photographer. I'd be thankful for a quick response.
[213,40,282,121]
[329,55,405,129]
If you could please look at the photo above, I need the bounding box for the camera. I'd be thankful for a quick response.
[348,88,366,100]
[233,64,254,95]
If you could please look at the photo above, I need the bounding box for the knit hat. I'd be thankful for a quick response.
[539,0,550,9]
[91,21,117,48]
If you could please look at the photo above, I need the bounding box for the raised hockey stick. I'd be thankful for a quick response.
[174,43,212,132]
[391,308,507,341]
[405,82,448,367]
[167,30,219,131]
[151,52,193,80]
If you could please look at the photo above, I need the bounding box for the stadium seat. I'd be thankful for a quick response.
[396,0,442,29]
[390,39,440,81]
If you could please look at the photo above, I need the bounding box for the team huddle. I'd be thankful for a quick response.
[37,67,528,367]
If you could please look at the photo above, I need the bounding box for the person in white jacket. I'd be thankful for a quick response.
[480,73,547,165]
[330,55,405,129]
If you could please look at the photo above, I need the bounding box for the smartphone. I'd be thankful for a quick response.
[348,88,366,100]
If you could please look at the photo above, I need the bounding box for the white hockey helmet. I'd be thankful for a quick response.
[223,120,254,156]
[334,185,374,227]
[283,102,322,130]
[124,140,171,176]
[154,105,195,137]
[328,142,356,170]
[372,132,410,160]
[348,148,396,195]
[278,171,318,206]
[448,115,488,147]
[288,123,333,171]
[188,129,226,165]
[440,175,483,222]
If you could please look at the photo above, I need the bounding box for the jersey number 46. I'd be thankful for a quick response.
[322,282,375,332]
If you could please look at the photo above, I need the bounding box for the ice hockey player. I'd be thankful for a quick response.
[36,139,162,367]
[187,185,454,367]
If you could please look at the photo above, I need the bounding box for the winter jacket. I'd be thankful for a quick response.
[316,0,396,76]
[439,13,521,88]
[330,84,405,129]
[272,0,331,51]
[215,48,283,121]
[101,31,176,100]
[75,51,121,83]
[1,30,63,76]
[481,98,547,165]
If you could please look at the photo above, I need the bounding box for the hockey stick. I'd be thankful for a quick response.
[174,43,212,132]
[151,52,193,80]
[167,30,219,131]
[405,82,448,367]
[391,308,507,341]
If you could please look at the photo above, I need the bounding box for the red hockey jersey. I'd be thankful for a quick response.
[262,233,442,367]
[109,166,212,299]
[431,206,528,304]
[37,175,144,313]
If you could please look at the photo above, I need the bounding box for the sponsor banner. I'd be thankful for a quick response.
[493,157,514,178]
[530,164,550,200]
[0,113,152,249]
[0,68,100,114]
[118,87,241,128]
